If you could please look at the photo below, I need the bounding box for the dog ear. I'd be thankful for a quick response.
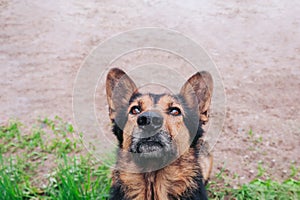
[180,71,213,124]
[106,68,138,120]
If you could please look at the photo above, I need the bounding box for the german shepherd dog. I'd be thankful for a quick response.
[106,68,213,200]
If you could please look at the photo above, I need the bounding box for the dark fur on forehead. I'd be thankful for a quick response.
[149,93,165,104]
[129,92,142,104]
[129,93,166,105]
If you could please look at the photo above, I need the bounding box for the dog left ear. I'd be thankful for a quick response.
[106,68,138,120]
[180,71,213,124]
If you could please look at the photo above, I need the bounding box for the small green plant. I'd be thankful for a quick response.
[0,121,22,153]
[290,163,299,178]
[248,128,253,137]
[40,116,82,156]
[257,161,266,178]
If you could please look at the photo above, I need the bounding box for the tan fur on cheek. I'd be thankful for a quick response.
[165,116,190,155]
[174,125,190,155]
[164,115,180,138]
[122,118,136,150]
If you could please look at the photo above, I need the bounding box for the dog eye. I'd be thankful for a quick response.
[169,107,181,116]
[130,106,141,115]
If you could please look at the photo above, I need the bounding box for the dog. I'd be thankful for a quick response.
[106,68,213,200]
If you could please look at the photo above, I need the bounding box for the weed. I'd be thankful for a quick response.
[257,161,266,178]
[248,128,253,137]
[290,163,299,178]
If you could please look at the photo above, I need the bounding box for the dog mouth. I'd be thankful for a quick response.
[130,131,174,158]
[137,140,164,154]
[128,131,178,171]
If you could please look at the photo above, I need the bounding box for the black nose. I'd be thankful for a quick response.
[137,111,163,132]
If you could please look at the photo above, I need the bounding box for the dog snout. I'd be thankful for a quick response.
[137,111,163,132]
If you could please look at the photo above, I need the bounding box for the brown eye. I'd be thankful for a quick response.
[130,106,141,115]
[169,107,181,116]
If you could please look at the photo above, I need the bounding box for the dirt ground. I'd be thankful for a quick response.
[1,0,299,185]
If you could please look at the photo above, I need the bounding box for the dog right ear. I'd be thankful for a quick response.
[180,71,213,124]
[106,68,138,120]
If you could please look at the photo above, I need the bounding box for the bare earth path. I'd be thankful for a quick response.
[1,0,299,184]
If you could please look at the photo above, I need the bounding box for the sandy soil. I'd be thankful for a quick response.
[1,0,299,185]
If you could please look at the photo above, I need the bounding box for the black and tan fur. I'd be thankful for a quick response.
[106,68,213,200]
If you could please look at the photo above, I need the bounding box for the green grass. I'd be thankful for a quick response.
[0,118,111,200]
[0,118,299,199]
[207,162,300,200]
[207,178,299,200]
[45,155,111,199]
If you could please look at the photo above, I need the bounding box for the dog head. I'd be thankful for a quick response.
[106,68,213,170]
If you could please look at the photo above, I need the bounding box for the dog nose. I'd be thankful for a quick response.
[137,111,163,132]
